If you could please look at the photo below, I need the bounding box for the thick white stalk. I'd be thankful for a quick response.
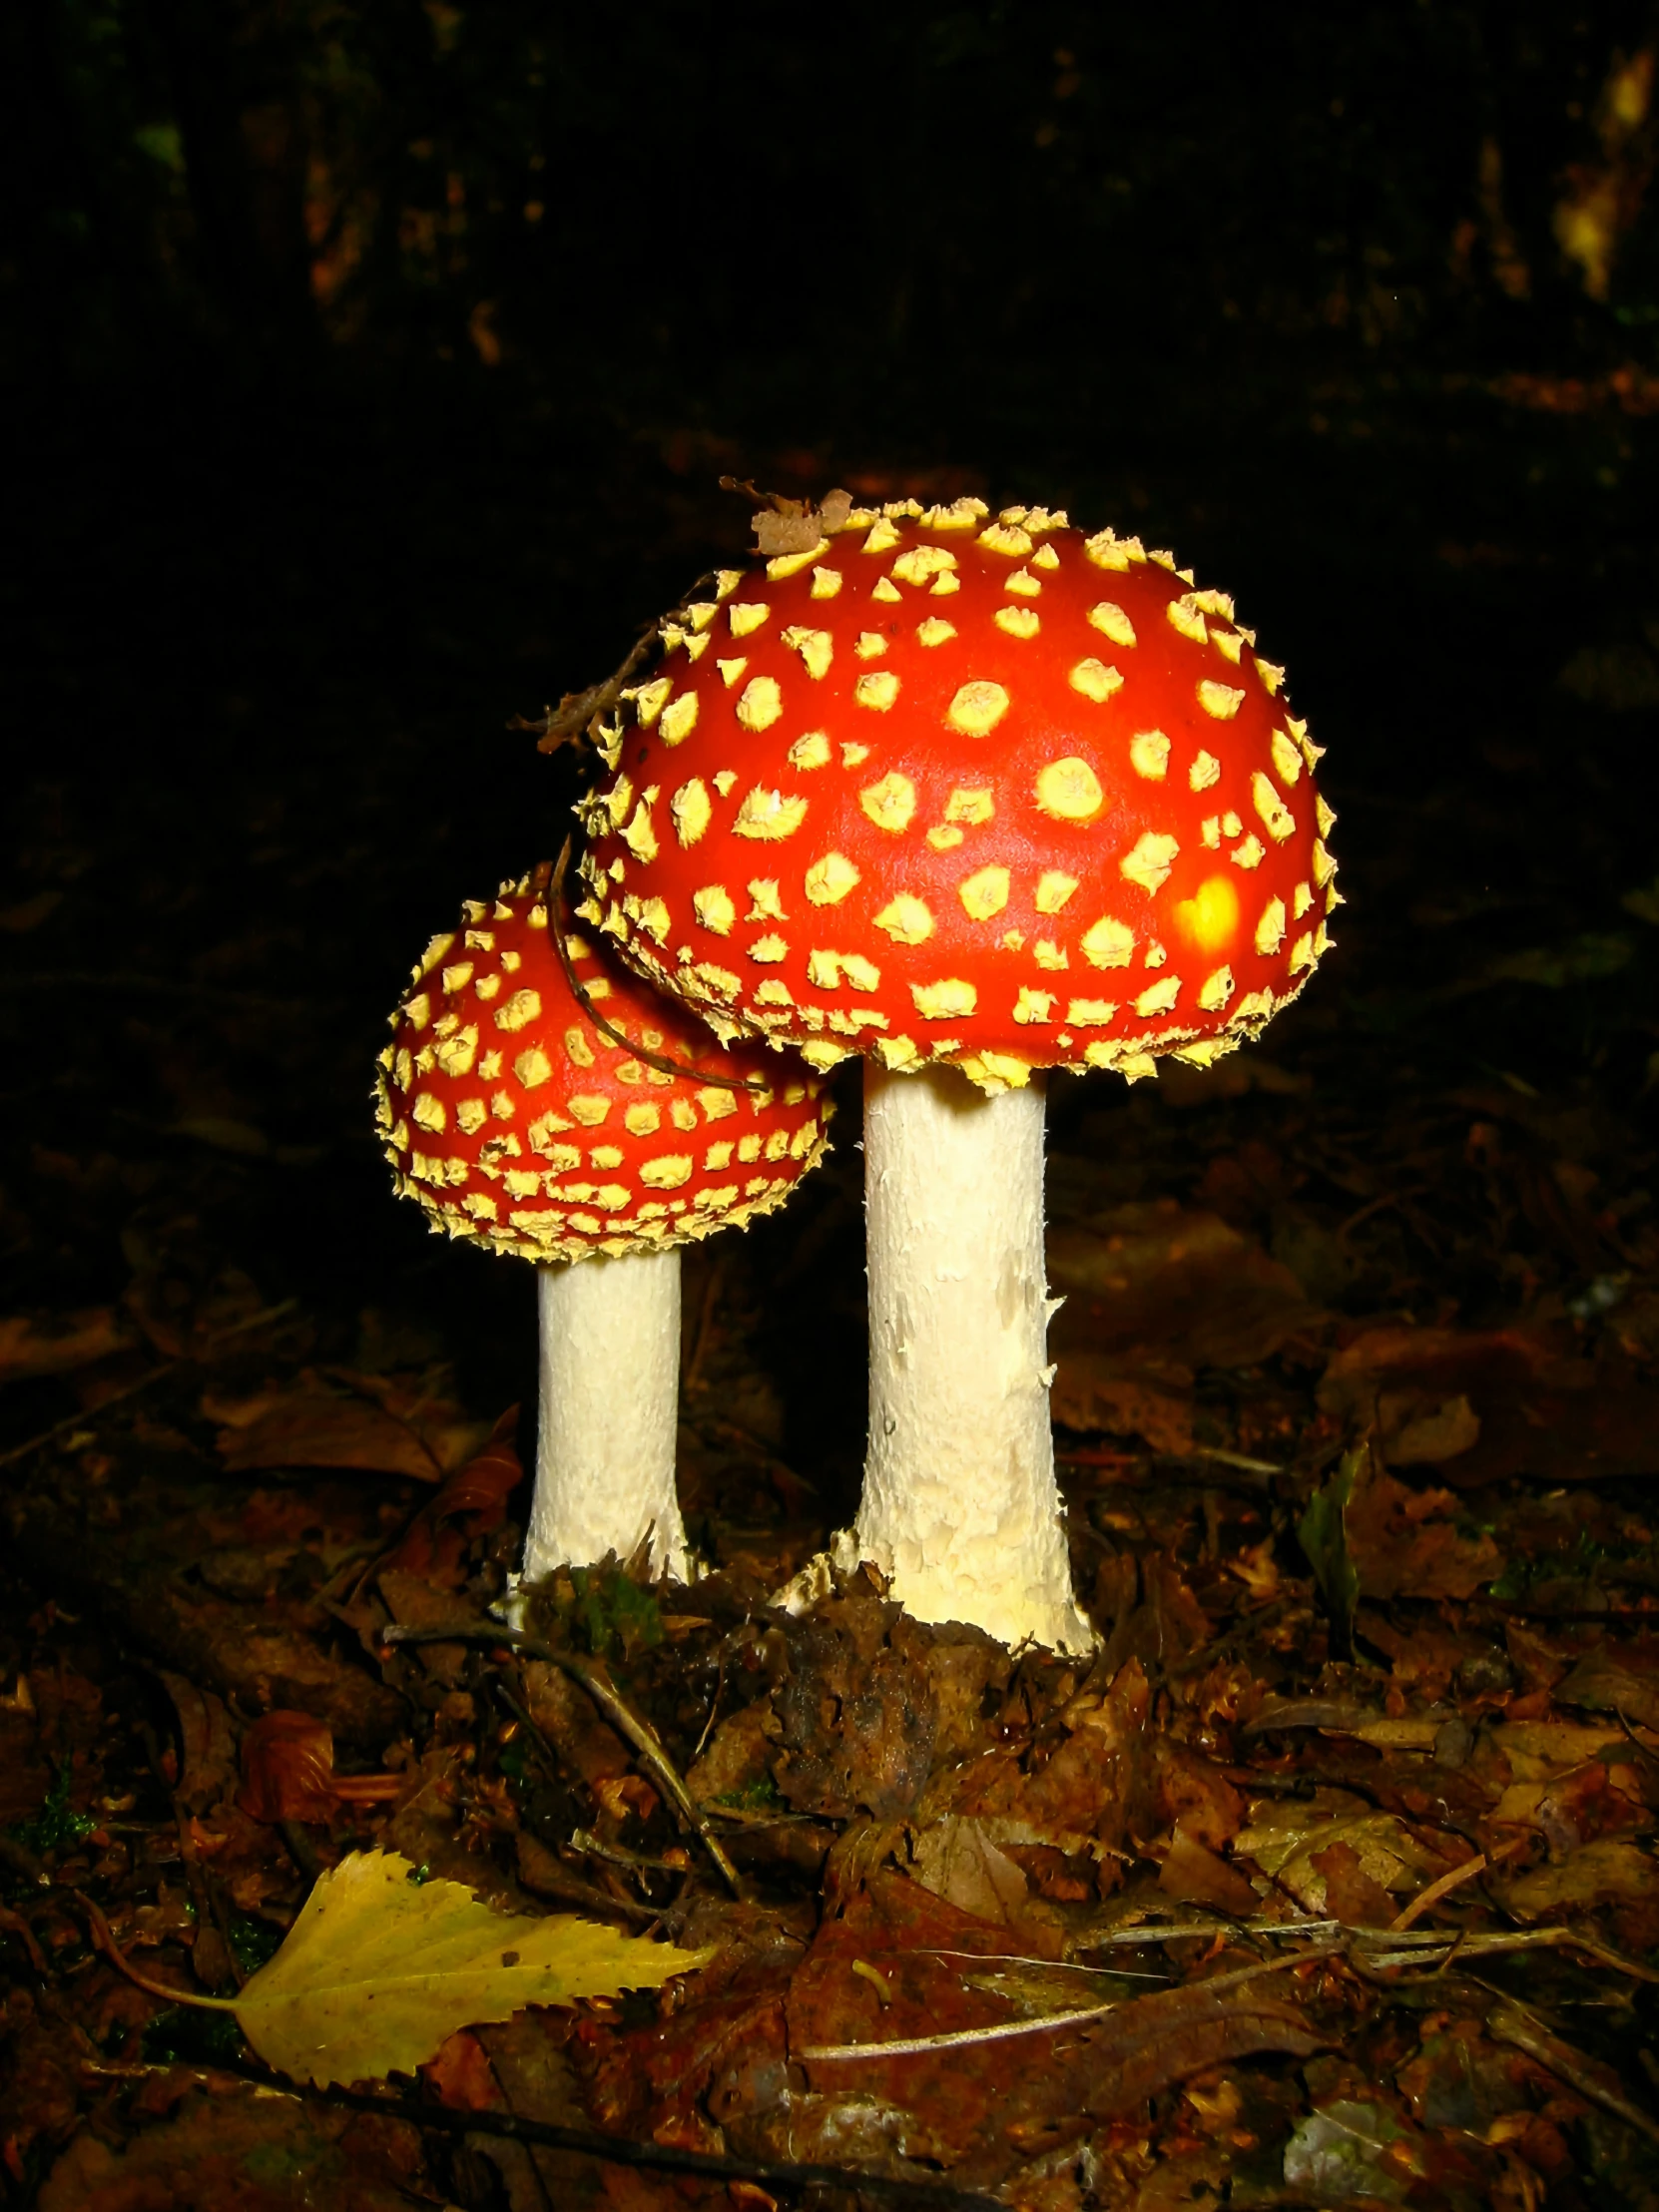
[521,1250,690,1584]
[852,1063,1094,1652]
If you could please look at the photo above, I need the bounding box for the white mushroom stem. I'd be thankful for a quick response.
[521,1250,691,1584]
[851,1063,1095,1653]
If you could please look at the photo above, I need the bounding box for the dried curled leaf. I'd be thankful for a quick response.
[232,1849,715,2085]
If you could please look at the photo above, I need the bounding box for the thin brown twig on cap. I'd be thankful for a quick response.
[547,838,768,1094]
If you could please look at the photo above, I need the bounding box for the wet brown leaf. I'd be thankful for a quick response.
[1047,1201,1318,1370]
[1343,1462,1503,1600]
[216,1389,442,1481]
[0,1307,136,1384]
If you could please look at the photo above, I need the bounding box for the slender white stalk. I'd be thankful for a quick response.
[521,1250,690,1584]
[850,1063,1095,1653]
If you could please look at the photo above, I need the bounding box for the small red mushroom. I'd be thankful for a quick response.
[375,871,832,1585]
[572,499,1340,1649]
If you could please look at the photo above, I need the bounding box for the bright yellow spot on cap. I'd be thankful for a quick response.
[1199,680,1245,720]
[808,949,882,991]
[871,577,902,604]
[1066,997,1118,1025]
[1120,831,1179,894]
[958,865,1010,920]
[811,567,842,598]
[567,1094,611,1128]
[861,518,901,555]
[782,626,833,680]
[1257,660,1286,697]
[911,977,977,1018]
[1087,602,1136,647]
[994,605,1040,640]
[1129,731,1170,781]
[1034,870,1078,913]
[1033,939,1067,969]
[457,1098,487,1134]
[738,676,783,731]
[1081,915,1134,967]
[659,694,699,746]
[926,826,964,850]
[1294,880,1314,918]
[860,772,917,832]
[1034,757,1105,823]
[1004,567,1042,598]
[854,670,901,711]
[410,1091,446,1132]
[1135,977,1181,1017]
[440,962,474,995]
[854,631,888,660]
[1256,896,1287,954]
[1198,966,1235,1010]
[1068,658,1123,704]
[977,523,1031,557]
[1013,987,1054,1024]
[1251,771,1296,841]
[916,617,957,647]
[733,787,809,839]
[805,850,861,904]
[630,677,672,725]
[625,1104,662,1136]
[945,787,994,825]
[1316,793,1337,837]
[749,933,789,962]
[947,680,1009,735]
[1231,834,1265,869]
[494,988,543,1033]
[1173,872,1240,956]
[746,878,786,920]
[892,546,957,586]
[693,885,736,934]
[433,1027,479,1077]
[672,779,712,846]
[641,1154,694,1189]
[729,602,771,638]
[874,894,934,944]
[841,742,869,767]
[1167,595,1208,644]
[789,731,831,770]
[1312,837,1336,886]
[876,1034,920,1068]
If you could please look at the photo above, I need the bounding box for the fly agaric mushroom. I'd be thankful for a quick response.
[573,498,1339,1650]
[374,869,832,1585]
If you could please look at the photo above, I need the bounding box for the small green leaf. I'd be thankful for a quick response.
[1298,1447,1363,1658]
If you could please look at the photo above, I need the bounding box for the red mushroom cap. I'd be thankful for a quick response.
[576,499,1339,1091]
[374,874,832,1260]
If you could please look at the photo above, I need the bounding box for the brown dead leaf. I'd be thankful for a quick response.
[0,1307,136,1385]
[1047,1201,1318,1370]
[1318,1326,1659,1486]
[1233,1803,1443,1912]
[1343,1462,1502,1600]
[239,1709,401,1823]
[1555,1644,1659,1732]
[216,1388,442,1481]
[379,1409,521,1583]
[1049,1355,1194,1452]
[1158,1827,1260,1916]
[1501,1837,1659,1919]
[155,1669,239,1814]
[37,2088,428,2212]
[907,1817,1032,1925]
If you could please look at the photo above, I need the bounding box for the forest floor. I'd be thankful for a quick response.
[4,377,1659,2209]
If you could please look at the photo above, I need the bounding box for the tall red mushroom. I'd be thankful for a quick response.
[375,871,831,1585]
[574,500,1339,1648]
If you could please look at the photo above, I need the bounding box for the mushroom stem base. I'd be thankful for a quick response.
[852,1063,1095,1653]
[522,1251,690,1585]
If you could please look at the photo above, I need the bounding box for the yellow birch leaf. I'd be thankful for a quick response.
[230,1849,714,2085]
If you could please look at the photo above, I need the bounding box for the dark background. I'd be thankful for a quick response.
[3,0,1658,1501]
